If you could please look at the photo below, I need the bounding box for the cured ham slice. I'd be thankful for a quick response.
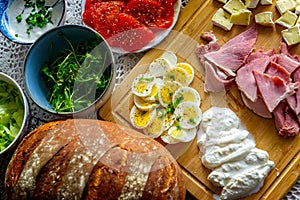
[276,54,300,73]
[292,67,300,114]
[265,61,291,84]
[204,27,257,76]
[253,71,299,112]
[204,61,236,93]
[241,93,272,118]
[246,49,275,63]
[273,102,300,137]
[236,56,271,102]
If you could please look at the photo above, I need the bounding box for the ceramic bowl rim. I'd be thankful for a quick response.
[0,72,29,155]
[0,0,67,45]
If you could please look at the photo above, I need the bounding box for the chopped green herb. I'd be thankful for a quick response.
[16,0,53,35]
[138,77,154,82]
[189,118,196,124]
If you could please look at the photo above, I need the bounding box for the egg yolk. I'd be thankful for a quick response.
[149,85,158,97]
[183,107,197,123]
[145,115,164,135]
[135,81,148,93]
[160,86,172,105]
[171,128,184,138]
[164,67,188,86]
[135,96,154,107]
[134,110,151,127]
[183,91,195,102]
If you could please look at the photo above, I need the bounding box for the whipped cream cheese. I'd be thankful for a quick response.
[197,107,274,200]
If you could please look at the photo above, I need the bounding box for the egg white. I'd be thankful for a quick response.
[163,67,189,86]
[134,95,159,111]
[161,51,177,67]
[168,125,197,143]
[172,87,201,107]
[143,108,166,138]
[176,62,195,85]
[149,58,172,77]
[132,73,155,97]
[174,102,202,129]
[130,105,156,129]
[158,80,182,107]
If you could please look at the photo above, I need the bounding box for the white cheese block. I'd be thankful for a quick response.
[282,25,300,46]
[255,11,274,26]
[296,5,300,14]
[245,0,259,8]
[223,0,246,14]
[276,10,298,28]
[275,0,296,15]
[260,0,272,5]
[230,9,252,25]
[212,8,233,31]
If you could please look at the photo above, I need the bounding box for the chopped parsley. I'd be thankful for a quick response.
[16,0,53,35]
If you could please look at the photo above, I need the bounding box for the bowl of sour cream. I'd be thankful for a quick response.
[0,0,66,44]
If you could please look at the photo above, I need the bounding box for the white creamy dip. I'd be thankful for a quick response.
[197,107,274,200]
[5,0,63,43]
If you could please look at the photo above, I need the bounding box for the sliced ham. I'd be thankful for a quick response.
[204,27,257,76]
[276,54,300,73]
[279,42,300,62]
[292,67,300,114]
[195,42,220,68]
[246,49,275,63]
[253,71,299,112]
[204,61,236,93]
[265,61,291,84]
[273,102,300,137]
[236,56,271,102]
[241,92,272,118]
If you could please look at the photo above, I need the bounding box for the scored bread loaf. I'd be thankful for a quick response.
[5,119,186,200]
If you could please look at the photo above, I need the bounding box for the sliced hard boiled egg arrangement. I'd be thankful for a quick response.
[130,51,202,144]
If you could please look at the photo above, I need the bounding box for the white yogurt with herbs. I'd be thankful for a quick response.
[197,107,274,200]
[5,0,64,43]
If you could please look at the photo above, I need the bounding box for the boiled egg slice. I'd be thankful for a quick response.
[132,73,155,97]
[160,51,177,67]
[163,111,176,131]
[143,108,166,138]
[176,62,195,85]
[134,95,159,111]
[130,105,156,129]
[158,80,182,107]
[174,102,202,129]
[168,125,197,143]
[149,58,172,77]
[143,79,164,102]
[172,87,201,107]
[161,131,181,144]
[163,67,189,86]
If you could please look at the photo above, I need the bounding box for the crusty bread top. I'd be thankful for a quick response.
[5,119,186,200]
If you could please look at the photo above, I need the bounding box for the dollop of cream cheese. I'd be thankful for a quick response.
[197,107,274,200]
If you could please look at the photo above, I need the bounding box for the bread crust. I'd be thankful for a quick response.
[5,119,186,200]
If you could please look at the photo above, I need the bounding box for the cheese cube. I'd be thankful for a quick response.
[296,5,300,14]
[212,8,233,31]
[275,0,296,15]
[245,0,259,8]
[255,11,274,26]
[223,0,246,14]
[296,15,300,24]
[276,10,298,28]
[230,9,252,25]
[282,25,300,46]
[260,0,272,5]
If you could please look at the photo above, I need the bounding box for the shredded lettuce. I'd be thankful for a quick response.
[0,81,24,152]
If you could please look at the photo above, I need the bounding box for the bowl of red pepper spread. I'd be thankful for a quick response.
[81,0,181,53]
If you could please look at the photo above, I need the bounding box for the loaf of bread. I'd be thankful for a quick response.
[5,119,186,200]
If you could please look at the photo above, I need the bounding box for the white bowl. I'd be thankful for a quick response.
[0,72,29,155]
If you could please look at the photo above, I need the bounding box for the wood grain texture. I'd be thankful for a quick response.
[99,0,300,199]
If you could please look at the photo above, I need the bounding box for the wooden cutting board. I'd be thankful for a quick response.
[99,0,300,199]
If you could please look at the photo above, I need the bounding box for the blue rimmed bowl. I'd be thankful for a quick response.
[0,0,66,44]
[24,24,116,117]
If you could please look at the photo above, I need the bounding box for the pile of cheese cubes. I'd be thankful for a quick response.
[212,0,300,46]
